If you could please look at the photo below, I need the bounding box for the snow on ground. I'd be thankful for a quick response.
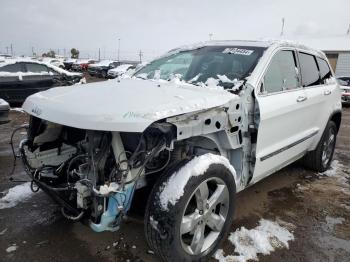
[317,160,350,194]
[158,153,236,211]
[323,216,345,232]
[0,182,34,209]
[10,107,25,113]
[6,244,18,253]
[214,219,295,262]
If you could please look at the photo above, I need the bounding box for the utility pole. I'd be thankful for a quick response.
[347,23,350,35]
[209,33,213,41]
[138,50,143,63]
[280,18,285,36]
[98,48,101,61]
[32,46,35,57]
[117,38,121,61]
[10,44,13,56]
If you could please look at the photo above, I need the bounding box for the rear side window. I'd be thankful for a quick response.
[298,52,320,87]
[264,50,298,93]
[316,57,332,83]
[0,63,24,73]
[26,63,49,74]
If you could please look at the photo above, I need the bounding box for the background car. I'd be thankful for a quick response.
[87,60,120,78]
[0,59,84,104]
[107,64,136,78]
[337,76,350,105]
[0,98,10,124]
[71,59,96,71]
[63,58,77,70]
[41,57,65,68]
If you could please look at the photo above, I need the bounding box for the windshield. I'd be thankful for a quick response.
[134,46,265,88]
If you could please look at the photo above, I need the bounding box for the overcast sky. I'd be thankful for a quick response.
[1,0,349,60]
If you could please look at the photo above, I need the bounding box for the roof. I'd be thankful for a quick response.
[272,35,350,52]
[167,39,324,58]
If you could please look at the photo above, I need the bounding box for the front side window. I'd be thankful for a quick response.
[26,63,49,74]
[134,46,265,88]
[316,57,332,83]
[298,52,320,87]
[0,63,24,73]
[263,50,298,93]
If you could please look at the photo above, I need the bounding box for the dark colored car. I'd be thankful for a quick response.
[0,98,10,124]
[0,60,83,104]
[87,60,120,78]
[63,58,77,71]
[71,59,96,72]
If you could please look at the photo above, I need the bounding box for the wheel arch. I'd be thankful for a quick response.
[329,110,342,133]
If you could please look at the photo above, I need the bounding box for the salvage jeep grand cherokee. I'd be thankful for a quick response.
[18,40,341,261]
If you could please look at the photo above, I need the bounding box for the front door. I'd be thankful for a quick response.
[252,49,317,183]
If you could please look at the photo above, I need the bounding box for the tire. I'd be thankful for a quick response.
[101,70,107,78]
[144,156,236,262]
[303,121,337,172]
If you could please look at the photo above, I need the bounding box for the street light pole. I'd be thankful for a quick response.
[117,38,121,61]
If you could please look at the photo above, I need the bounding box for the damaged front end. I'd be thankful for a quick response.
[19,116,175,232]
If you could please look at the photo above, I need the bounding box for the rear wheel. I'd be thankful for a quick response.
[303,121,337,172]
[144,156,236,261]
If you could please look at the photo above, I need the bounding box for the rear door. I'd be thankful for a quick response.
[253,49,316,182]
[0,62,25,103]
[23,63,55,97]
[299,53,336,150]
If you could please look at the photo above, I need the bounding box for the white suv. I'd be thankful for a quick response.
[19,40,341,261]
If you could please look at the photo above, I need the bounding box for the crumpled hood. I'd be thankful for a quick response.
[23,78,237,132]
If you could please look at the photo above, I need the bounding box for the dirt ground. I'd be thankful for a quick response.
[0,99,349,261]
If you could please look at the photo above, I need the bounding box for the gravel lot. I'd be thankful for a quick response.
[0,91,349,261]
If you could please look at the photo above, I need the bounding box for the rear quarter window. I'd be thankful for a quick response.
[316,57,332,83]
[25,63,49,74]
[298,52,320,87]
[0,63,24,73]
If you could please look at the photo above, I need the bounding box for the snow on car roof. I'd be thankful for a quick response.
[94,60,116,66]
[0,58,81,77]
[109,64,133,73]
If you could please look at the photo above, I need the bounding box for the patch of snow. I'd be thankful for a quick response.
[323,216,345,231]
[6,244,18,253]
[318,160,339,177]
[215,219,294,262]
[10,107,25,113]
[158,153,236,211]
[340,204,350,211]
[0,182,34,209]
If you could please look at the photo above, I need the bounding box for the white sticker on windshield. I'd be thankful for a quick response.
[223,48,254,56]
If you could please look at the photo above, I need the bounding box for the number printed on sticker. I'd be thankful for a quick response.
[223,48,254,56]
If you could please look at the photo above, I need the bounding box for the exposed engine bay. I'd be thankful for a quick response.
[19,116,178,231]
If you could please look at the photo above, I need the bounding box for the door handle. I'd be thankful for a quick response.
[324,90,331,95]
[296,96,307,102]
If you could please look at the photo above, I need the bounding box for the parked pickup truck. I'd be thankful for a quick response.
[18,40,341,261]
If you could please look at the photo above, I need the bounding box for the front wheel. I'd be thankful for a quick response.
[144,155,236,261]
